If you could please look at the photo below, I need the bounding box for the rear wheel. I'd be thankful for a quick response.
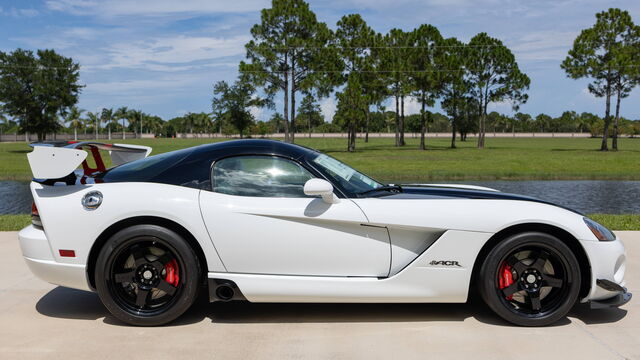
[95,225,200,326]
[479,232,580,326]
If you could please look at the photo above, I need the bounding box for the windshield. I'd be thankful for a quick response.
[310,154,383,195]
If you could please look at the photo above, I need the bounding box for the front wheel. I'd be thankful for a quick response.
[95,225,201,326]
[479,232,581,326]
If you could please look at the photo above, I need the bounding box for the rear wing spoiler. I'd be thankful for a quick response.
[27,141,152,179]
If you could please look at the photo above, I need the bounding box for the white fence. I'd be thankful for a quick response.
[0,132,593,142]
[176,132,593,139]
[0,132,152,142]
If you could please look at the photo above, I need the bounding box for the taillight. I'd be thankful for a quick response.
[31,202,43,228]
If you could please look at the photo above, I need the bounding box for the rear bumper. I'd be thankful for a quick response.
[18,225,91,291]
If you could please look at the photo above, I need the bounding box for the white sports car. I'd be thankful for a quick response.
[19,139,630,326]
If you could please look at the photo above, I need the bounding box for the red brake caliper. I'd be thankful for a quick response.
[498,262,514,300]
[164,259,180,287]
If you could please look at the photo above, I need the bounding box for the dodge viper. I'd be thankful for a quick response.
[19,139,631,326]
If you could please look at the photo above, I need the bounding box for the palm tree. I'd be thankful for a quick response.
[127,110,144,138]
[146,115,164,136]
[101,108,114,140]
[65,106,85,140]
[86,111,100,139]
[114,106,129,140]
[193,113,212,136]
[182,113,196,136]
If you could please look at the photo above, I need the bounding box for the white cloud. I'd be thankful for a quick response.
[403,96,421,115]
[320,97,337,123]
[487,99,514,112]
[46,0,268,17]
[99,35,250,70]
[509,30,577,62]
[250,106,263,121]
[86,74,203,95]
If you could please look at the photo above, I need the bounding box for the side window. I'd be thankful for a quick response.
[212,156,315,197]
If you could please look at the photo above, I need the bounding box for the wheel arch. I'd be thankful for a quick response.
[469,223,591,300]
[86,216,209,290]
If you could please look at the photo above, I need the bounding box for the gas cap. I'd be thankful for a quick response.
[82,191,103,210]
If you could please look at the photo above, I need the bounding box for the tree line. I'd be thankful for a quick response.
[0,2,638,152]
[4,105,638,141]
[219,0,531,151]
[211,1,640,151]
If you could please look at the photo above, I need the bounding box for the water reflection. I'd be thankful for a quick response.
[0,181,33,215]
[434,180,640,214]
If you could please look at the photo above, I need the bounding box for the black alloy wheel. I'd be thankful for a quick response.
[479,232,581,326]
[95,225,200,326]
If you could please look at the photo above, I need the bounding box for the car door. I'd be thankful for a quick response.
[199,155,390,277]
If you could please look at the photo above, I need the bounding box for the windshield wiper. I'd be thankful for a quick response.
[357,184,403,195]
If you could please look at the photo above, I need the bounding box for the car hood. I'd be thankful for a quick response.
[378,184,583,215]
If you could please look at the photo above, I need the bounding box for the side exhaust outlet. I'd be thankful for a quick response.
[215,284,235,301]
[208,279,246,302]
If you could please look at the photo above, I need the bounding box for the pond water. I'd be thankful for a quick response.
[434,180,640,214]
[1,180,639,215]
[0,181,33,215]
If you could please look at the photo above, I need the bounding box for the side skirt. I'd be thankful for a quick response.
[207,230,492,303]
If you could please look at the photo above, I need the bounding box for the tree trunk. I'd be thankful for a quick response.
[308,115,311,138]
[451,102,457,148]
[601,87,611,151]
[364,107,370,143]
[394,94,400,146]
[612,89,621,151]
[74,127,78,141]
[283,66,290,143]
[451,120,457,149]
[290,89,296,143]
[290,62,296,144]
[350,123,356,152]
[477,99,486,149]
[419,95,426,150]
[399,94,405,146]
[108,126,111,140]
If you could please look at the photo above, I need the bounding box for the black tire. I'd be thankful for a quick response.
[478,232,581,326]
[95,224,201,326]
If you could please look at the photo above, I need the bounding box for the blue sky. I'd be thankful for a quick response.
[1,0,639,122]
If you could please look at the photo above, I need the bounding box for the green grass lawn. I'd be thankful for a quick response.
[0,215,29,231]
[1,213,638,231]
[1,136,640,182]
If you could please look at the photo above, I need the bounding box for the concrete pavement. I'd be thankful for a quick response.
[0,231,638,360]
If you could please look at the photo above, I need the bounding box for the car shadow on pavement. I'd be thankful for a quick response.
[36,287,108,321]
[36,286,627,327]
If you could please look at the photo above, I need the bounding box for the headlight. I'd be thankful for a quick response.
[583,217,616,241]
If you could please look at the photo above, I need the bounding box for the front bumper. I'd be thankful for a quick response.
[589,279,632,309]
[581,237,628,302]
[18,225,91,291]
